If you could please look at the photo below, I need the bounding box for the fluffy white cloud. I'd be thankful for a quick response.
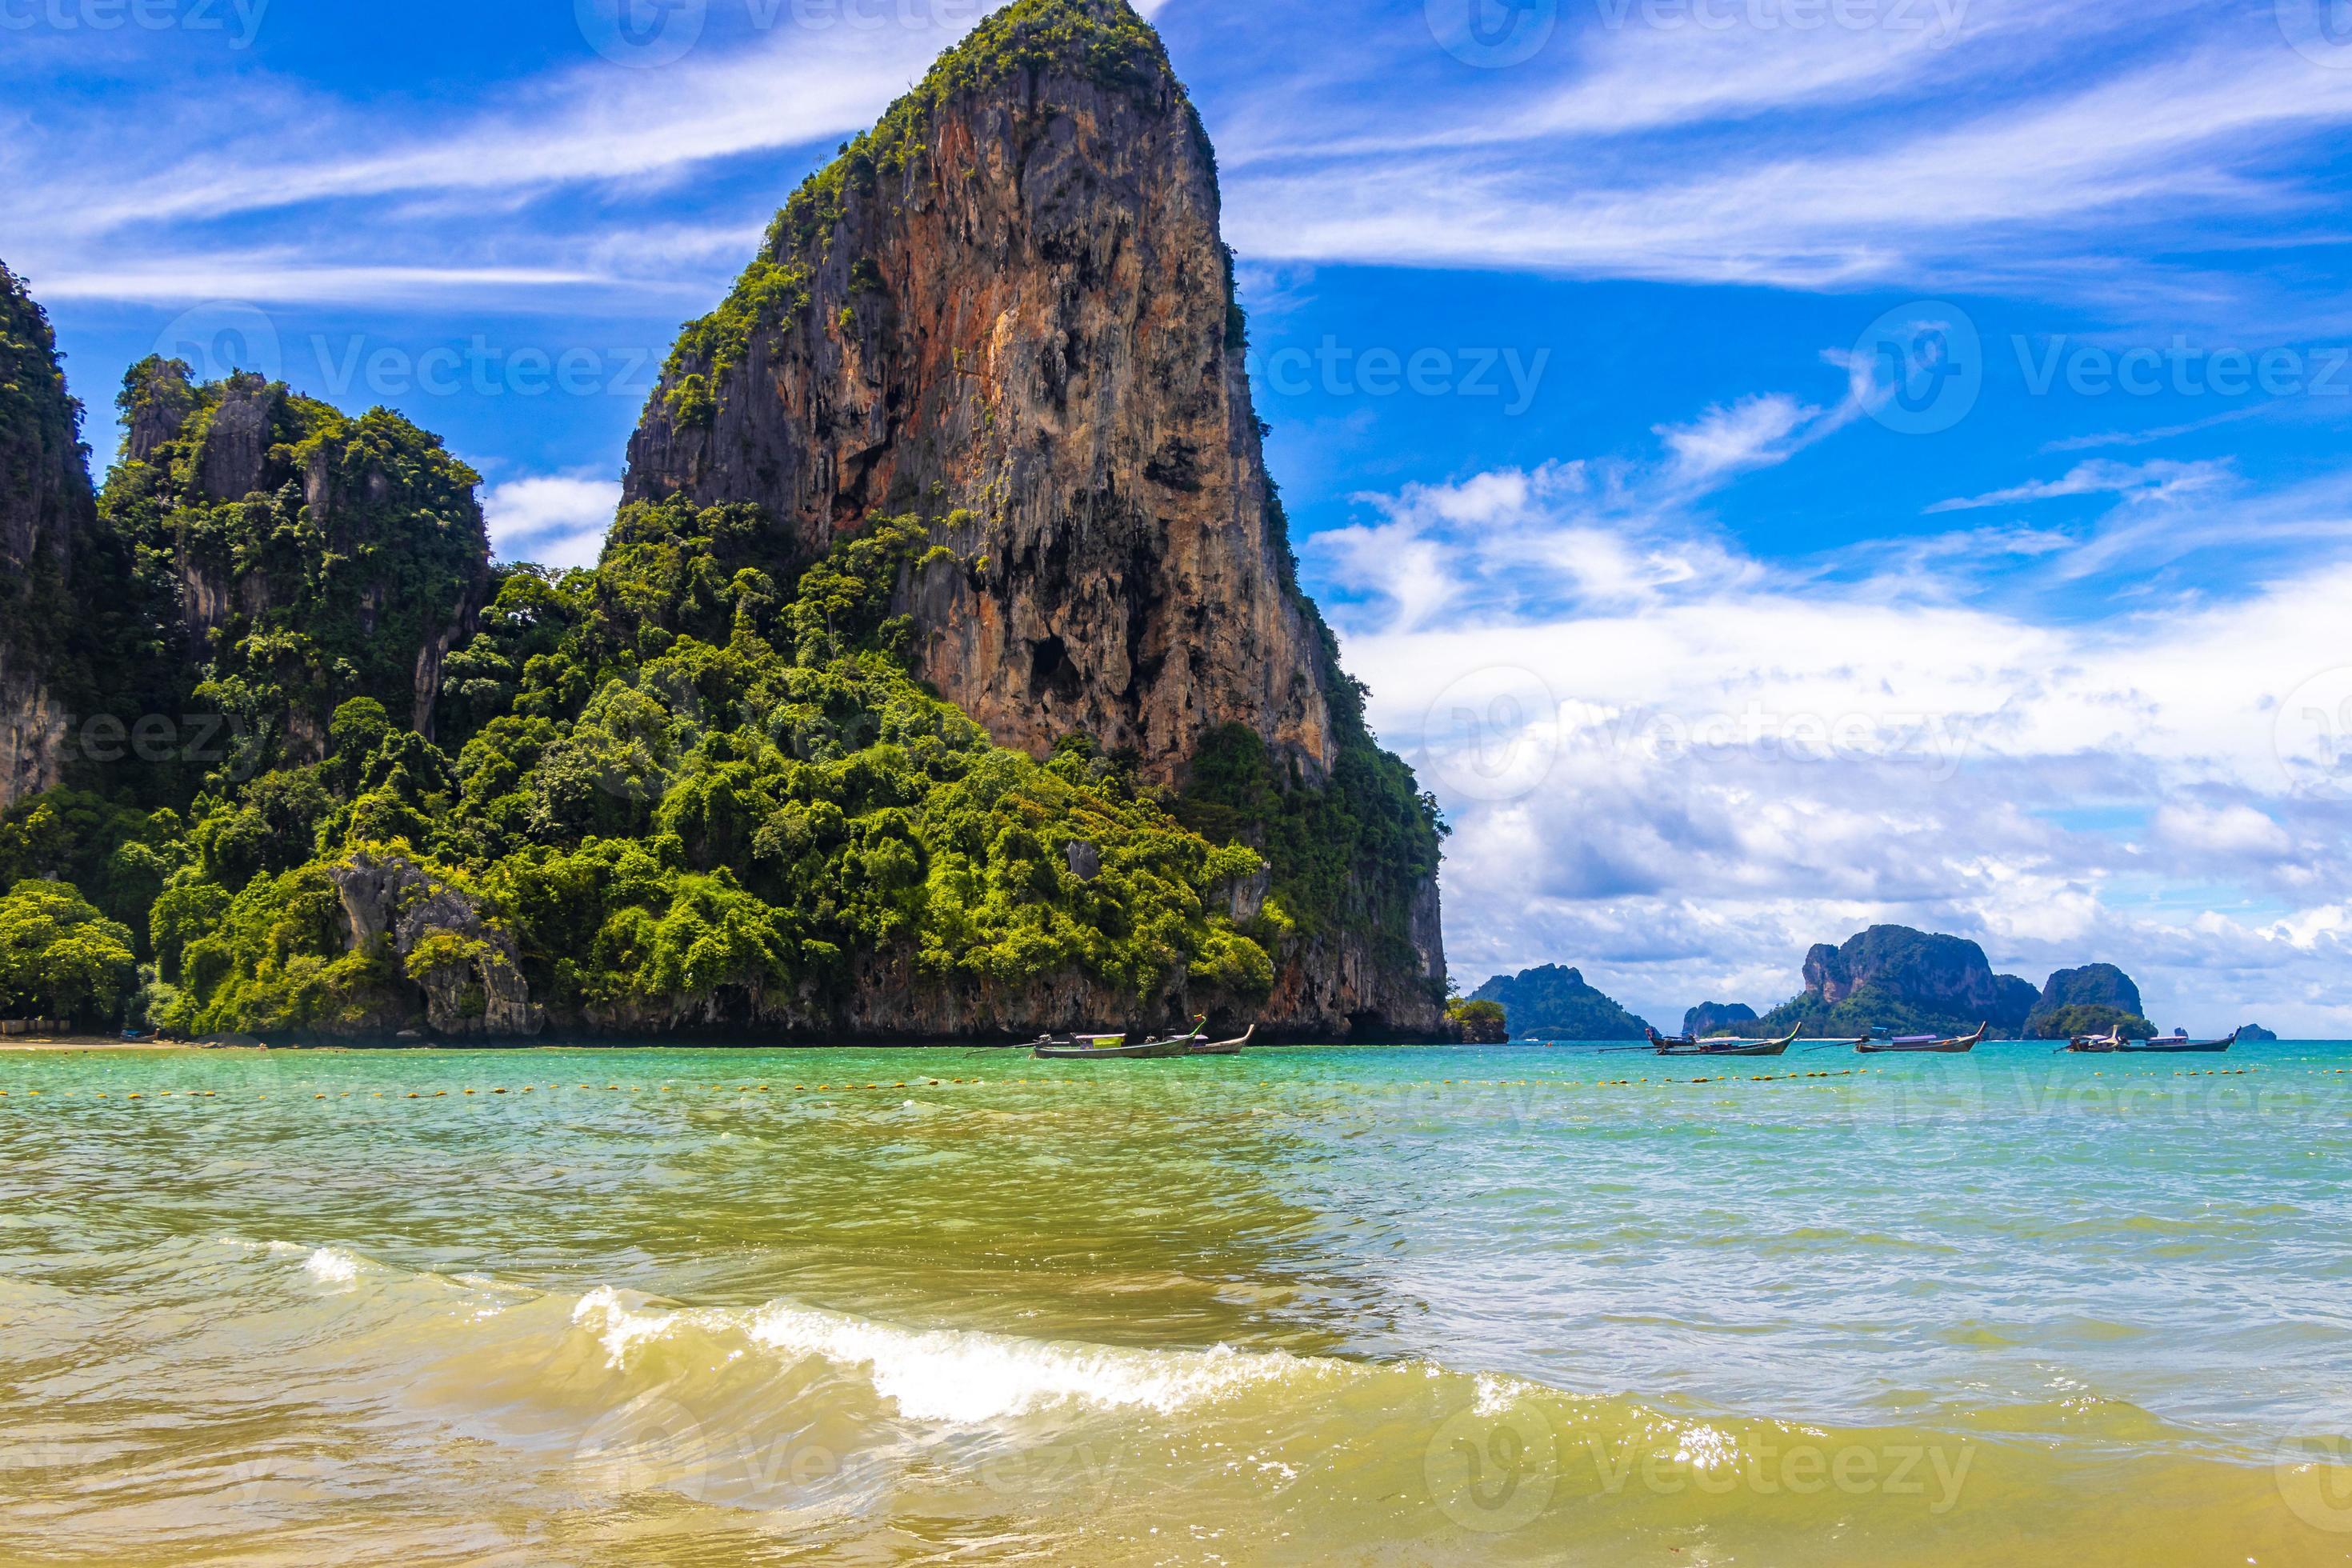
[482,474,620,570]
[1322,382,2352,1037]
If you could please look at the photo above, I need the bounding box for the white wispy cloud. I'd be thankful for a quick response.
[1220,14,2352,304]
[1925,458,2232,514]
[482,474,621,570]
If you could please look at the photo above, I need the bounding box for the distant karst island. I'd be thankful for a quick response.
[1474,925,2170,1042]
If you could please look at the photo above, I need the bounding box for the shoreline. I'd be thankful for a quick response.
[0,1036,1438,1054]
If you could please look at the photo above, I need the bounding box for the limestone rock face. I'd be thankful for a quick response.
[1684,1001,1760,1038]
[330,851,542,1040]
[619,0,1446,1037]
[0,264,100,810]
[624,0,1333,787]
[110,359,493,750]
[1469,962,1654,1042]
[1801,926,2038,1030]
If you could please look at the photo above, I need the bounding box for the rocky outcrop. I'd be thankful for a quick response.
[106,359,493,757]
[2020,962,2153,1042]
[1470,964,1653,1042]
[330,851,542,1039]
[0,265,100,810]
[2027,963,2142,1029]
[618,0,1443,1037]
[1799,926,2038,1030]
[626,0,1330,783]
[1685,1001,1759,1038]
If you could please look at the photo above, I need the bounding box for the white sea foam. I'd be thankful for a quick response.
[570,1287,1325,1425]
[573,1286,690,1365]
[745,1302,1316,1422]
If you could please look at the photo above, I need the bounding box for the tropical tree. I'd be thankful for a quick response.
[0,880,138,1023]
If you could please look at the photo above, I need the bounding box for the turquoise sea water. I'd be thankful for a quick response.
[5,1040,2352,1563]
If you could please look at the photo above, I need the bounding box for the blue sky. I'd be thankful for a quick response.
[8,0,2352,1030]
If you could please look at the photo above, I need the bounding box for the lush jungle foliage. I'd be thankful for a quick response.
[4,496,1284,1034]
[94,358,487,794]
[0,879,136,1024]
[1445,998,1509,1045]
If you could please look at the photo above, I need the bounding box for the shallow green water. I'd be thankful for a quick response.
[5,1042,2352,1564]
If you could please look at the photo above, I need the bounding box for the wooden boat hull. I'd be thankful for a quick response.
[1034,1038,1194,1061]
[1187,1027,1254,1057]
[1650,1030,1802,1058]
[1859,1026,1987,1055]
[2119,1033,2238,1054]
[2069,1030,2236,1054]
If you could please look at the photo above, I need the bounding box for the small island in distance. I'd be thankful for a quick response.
[1473,924,2272,1043]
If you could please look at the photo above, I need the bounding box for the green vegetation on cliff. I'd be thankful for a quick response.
[95,361,488,790]
[1469,965,1652,1042]
[2028,1005,2158,1042]
[0,264,130,737]
[37,496,1278,1037]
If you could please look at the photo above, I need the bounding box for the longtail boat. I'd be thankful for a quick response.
[1645,1026,1802,1058]
[1034,1035,1193,1060]
[2065,1030,2125,1054]
[1034,1016,1215,1061]
[1188,1026,1254,1057]
[1858,1023,1987,1055]
[2120,1028,2239,1054]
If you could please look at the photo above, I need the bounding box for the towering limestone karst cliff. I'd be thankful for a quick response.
[0,266,109,809]
[621,0,1445,1034]
[0,2,1446,1042]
